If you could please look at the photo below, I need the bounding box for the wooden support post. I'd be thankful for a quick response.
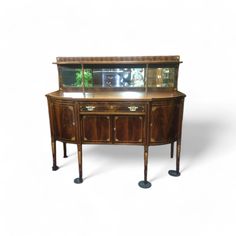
[51,140,59,171]
[168,139,181,177]
[176,139,181,173]
[63,142,68,158]
[138,146,152,188]
[74,144,83,184]
[168,98,184,177]
[170,142,174,158]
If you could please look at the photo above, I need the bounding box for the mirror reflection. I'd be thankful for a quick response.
[148,68,175,88]
[60,66,175,88]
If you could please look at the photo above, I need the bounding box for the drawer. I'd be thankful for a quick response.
[79,102,146,114]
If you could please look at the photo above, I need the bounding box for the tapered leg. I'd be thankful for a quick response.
[168,139,181,177]
[138,146,152,188]
[51,140,59,171]
[74,144,83,184]
[170,142,174,158]
[63,142,68,158]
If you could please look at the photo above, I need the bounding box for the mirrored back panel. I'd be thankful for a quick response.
[59,64,146,89]
[147,67,176,88]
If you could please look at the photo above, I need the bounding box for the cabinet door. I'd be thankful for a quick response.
[81,116,111,143]
[54,102,76,142]
[114,116,144,143]
[150,101,180,144]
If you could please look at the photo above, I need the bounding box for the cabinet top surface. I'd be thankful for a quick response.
[46,90,186,101]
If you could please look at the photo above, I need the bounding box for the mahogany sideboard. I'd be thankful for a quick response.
[46,56,186,188]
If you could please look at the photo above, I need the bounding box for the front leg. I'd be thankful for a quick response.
[51,140,59,171]
[138,146,152,188]
[74,144,83,184]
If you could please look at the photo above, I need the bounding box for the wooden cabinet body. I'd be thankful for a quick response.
[47,95,184,146]
[46,56,186,187]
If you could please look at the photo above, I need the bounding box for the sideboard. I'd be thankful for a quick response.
[46,56,186,188]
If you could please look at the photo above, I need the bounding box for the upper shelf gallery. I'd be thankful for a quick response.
[53,56,182,91]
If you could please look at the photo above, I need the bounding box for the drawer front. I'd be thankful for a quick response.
[80,102,146,114]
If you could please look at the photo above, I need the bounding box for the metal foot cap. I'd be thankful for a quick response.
[138,180,152,189]
[52,166,59,171]
[74,178,83,184]
[168,170,181,177]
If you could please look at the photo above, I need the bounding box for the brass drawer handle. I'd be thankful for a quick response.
[85,106,95,111]
[128,106,138,112]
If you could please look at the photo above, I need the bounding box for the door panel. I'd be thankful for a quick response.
[81,116,111,143]
[54,103,76,142]
[150,101,179,143]
[114,116,144,143]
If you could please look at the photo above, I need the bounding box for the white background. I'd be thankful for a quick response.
[1,0,236,235]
